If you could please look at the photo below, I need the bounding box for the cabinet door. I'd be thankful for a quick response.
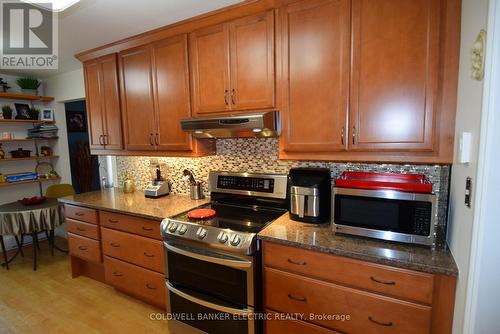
[229,11,275,110]
[152,35,193,151]
[349,0,440,151]
[189,24,231,115]
[83,60,105,149]
[100,54,123,150]
[119,46,156,151]
[281,0,350,153]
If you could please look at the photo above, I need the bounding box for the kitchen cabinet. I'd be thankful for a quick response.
[119,35,195,152]
[279,0,350,154]
[349,0,440,151]
[189,11,274,115]
[84,54,123,150]
[263,241,457,334]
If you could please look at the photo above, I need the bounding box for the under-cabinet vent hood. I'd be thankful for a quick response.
[180,111,280,139]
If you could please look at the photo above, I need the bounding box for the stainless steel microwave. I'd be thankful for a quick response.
[332,187,437,246]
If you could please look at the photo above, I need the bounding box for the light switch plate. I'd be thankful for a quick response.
[459,132,472,163]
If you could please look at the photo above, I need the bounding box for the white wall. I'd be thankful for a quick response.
[447,0,489,333]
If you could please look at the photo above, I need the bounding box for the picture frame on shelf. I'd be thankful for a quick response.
[41,108,54,122]
[14,103,30,120]
[66,110,86,132]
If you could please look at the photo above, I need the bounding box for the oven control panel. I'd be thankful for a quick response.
[208,171,288,199]
[161,219,252,255]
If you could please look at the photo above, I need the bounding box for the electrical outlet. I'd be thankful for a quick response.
[465,177,472,208]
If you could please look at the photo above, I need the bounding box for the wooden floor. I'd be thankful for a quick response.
[0,239,169,334]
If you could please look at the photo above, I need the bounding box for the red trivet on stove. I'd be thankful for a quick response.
[187,208,216,219]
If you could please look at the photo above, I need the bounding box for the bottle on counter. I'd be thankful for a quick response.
[123,174,135,193]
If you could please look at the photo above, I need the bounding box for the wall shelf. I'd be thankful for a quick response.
[0,137,59,143]
[0,92,54,102]
[0,155,59,162]
[0,177,60,187]
[0,119,55,124]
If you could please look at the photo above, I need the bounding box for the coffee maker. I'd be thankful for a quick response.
[288,168,331,223]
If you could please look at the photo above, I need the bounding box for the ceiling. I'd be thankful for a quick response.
[2,0,243,78]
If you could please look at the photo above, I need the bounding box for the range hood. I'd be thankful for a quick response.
[180,111,280,139]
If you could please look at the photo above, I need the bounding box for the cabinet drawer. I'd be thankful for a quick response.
[67,218,100,240]
[265,267,431,334]
[265,311,339,334]
[68,233,101,263]
[263,241,434,304]
[104,255,166,308]
[101,227,164,273]
[65,205,98,224]
[100,211,161,240]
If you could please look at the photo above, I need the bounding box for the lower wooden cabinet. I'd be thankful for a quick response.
[263,241,457,334]
[104,255,166,308]
[65,204,166,310]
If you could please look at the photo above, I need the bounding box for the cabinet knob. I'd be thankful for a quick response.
[231,89,236,105]
[369,276,396,285]
[287,258,306,266]
[149,133,154,146]
[287,293,307,302]
[155,133,159,146]
[352,126,356,145]
[224,90,229,105]
[368,316,393,327]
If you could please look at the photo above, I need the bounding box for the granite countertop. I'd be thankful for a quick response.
[58,189,209,221]
[258,214,458,276]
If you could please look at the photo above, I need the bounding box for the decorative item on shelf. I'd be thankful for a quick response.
[10,148,31,158]
[16,77,41,96]
[0,173,5,183]
[28,123,58,138]
[40,146,53,156]
[35,162,54,179]
[0,78,10,92]
[0,143,4,159]
[6,172,38,183]
[123,173,135,193]
[41,108,54,121]
[28,107,40,120]
[14,103,30,119]
[1,104,13,119]
[1,132,13,139]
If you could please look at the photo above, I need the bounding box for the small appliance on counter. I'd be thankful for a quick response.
[333,172,436,246]
[144,164,170,198]
[288,167,331,223]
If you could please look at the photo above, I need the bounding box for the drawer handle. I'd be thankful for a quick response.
[368,316,393,327]
[141,226,153,231]
[78,246,88,251]
[75,212,85,217]
[146,283,156,290]
[287,293,307,302]
[287,259,306,266]
[110,242,120,248]
[108,219,119,224]
[76,227,86,231]
[370,276,396,285]
[143,252,155,258]
[112,272,123,277]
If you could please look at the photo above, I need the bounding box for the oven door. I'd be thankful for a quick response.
[332,187,437,246]
[164,240,255,334]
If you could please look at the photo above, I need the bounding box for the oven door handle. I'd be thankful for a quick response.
[166,281,253,316]
[164,242,252,269]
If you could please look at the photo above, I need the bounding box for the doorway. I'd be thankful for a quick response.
[64,100,100,194]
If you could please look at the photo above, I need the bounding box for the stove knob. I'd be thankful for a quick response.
[230,234,241,246]
[217,232,228,244]
[168,222,178,233]
[196,227,207,239]
[177,224,188,235]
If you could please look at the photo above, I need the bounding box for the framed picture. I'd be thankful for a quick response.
[41,108,54,121]
[66,110,86,132]
[14,103,30,120]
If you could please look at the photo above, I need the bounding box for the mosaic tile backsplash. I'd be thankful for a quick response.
[115,138,451,245]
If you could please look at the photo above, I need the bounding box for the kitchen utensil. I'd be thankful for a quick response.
[189,181,205,200]
[10,148,31,158]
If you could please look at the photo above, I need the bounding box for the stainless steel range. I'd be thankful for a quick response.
[161,171,288,334]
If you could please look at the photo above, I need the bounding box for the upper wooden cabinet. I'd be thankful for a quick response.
[280,0,350,154]
[84,54,123,150]
[119,35,196,153]
[349,0,440,152]
[119,45,156,151]
[190,11,275,115]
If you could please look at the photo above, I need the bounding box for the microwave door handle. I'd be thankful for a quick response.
[164,242,252,269]
[166,282,253,315]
